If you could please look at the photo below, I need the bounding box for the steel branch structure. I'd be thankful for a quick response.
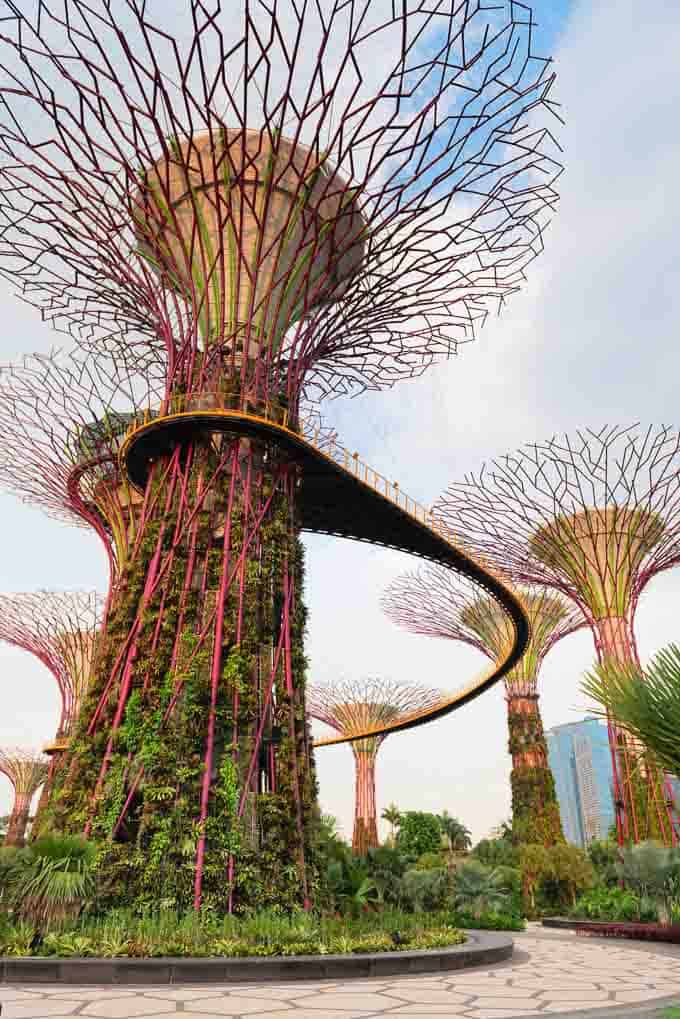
[384,569,584,845]
[436,424,680,846]
[0,748,48,846]
[308,676,441,855]
[0,0,561,910]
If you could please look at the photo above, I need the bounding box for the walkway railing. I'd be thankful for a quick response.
[123,391,469,553]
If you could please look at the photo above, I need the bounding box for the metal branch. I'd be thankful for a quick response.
[0,0,562,401]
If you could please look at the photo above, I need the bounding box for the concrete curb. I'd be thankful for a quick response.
[0,930,512,984]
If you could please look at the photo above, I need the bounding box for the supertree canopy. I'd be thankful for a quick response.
[0,353,164,603]
[0,0,561,910]
[436,425,680,846]
[384,569,584,845]
[0,748,48,846]
[0,591,102,749]
[307,677,441,855]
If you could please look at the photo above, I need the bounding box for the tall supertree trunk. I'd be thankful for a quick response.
[352,747,379,855]
[507,693,563,846]
[5,792,31,847]
[53,431,317,911]
[593,615,675,845]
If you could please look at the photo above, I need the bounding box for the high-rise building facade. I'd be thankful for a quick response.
[546,718,616,848]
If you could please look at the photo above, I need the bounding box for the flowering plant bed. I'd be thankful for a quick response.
[543,918,680,943]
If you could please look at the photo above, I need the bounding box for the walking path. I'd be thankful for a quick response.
[2,929,680,1019]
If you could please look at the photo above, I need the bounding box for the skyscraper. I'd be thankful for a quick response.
[546,719,616,848]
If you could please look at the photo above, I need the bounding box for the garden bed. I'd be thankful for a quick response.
[543,918,680,943]
[0,931,512,984]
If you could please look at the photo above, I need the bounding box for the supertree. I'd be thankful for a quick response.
[0,591,102,752]
[307,677,442,855]
[0,748,48,846]
[436,425,680,846]
[383,569,584,845]
[0,590,102,828]
[0,1,561,909]
[0,353,164,612]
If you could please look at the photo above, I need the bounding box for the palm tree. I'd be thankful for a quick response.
[381,803,401,845]
[11,834,97,927]
[439,811,472,852]
[583,643,680,776]
[453,860,510,919]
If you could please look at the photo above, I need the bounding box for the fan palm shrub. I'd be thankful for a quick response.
[399,867,449,912]
[583,643,680,776]
[11,835,97,928]
[453,860,510,919]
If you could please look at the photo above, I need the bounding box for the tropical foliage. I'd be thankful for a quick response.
[453,860,510,919]
[396,811,442,858]
[2,835,97,926]
[583,644,680,776]
[438,812,472,852]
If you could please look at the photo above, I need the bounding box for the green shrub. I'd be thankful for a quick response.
[472,836,518,869]
[399,868,450,912]
[0,920,36,956]
[396,812,442,858]
[414,852,447,871]
[451,910,526,931]
[11,835,97,928]
[569,885,657,923]
[41,932,96,957]
[453,860,510,918]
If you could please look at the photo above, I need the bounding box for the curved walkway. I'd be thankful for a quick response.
[2,929,680,1019]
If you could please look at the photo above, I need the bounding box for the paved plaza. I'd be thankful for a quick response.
[2,930,680,1019]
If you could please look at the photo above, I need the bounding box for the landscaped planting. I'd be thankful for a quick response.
[0,908,465,958]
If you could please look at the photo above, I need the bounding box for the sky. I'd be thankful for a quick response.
[2,0,680,844]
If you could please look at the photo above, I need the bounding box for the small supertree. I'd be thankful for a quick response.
[0,352,164,610]
[0,591,102,748]
[436,425,680,845]
[308,677,441,855]
[384,569,584,845]
[0,749,48,846]
[0,0,561,909]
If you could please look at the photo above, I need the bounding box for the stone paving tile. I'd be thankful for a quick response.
[289,991,391,1009]
[80,1000,175,1018]
[141,989,229,1001]
[471,1009,544,1018]
[383,1005,475,1015]
[2,1002,86,1019]
[187,997,290,1014]
[0,988,46,1000]
[246,1012,373,1019]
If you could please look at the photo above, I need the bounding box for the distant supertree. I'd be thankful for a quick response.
[0,353,164,606]
[0,590,102,832]
[0,0,561,909]
[308,677,441,854]
[0,591,102,750]
[436,425,680,845]
[384,570,584,845]
[0,748,48,846]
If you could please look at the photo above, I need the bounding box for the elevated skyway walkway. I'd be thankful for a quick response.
[119,397,530,746]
